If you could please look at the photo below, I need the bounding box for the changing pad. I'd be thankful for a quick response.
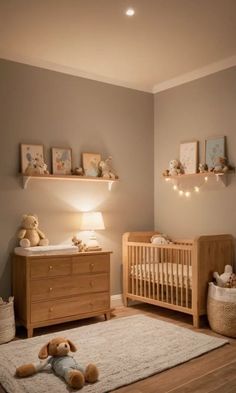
[14,245,78,256]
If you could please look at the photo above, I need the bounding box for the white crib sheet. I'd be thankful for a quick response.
[130,263,192,288]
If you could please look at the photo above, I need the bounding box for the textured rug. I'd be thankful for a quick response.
[0,315,228,393]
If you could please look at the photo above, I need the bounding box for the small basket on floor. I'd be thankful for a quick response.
[0,297,15,344]
[207,282,236,338]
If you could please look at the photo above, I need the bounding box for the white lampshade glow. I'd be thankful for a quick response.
[80,212,105,231]
[80,212,105,250]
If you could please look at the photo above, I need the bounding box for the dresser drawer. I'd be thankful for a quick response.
[72,254,109,275]
[31,292,110,323]
[30,258,71,279]
[30,274,109,302]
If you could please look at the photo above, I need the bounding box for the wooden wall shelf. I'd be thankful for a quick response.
[21,174,119,190]
[163,171,234,192]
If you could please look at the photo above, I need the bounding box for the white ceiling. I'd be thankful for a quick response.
[0,0,236,92]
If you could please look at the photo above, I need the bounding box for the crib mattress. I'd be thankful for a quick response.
[130,263,192,288]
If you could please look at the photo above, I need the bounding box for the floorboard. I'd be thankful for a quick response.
[0,303,235,393]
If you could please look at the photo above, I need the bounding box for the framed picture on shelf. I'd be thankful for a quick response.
[82,153,101,177]
[20,143,44,174]
[205,136,225,169]
[52,147,72,175]
[180,141,198,174]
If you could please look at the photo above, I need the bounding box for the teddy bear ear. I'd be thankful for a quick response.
[38,342,50,359]
[67,339,77,352]
[33,214,38,220]
[22,214,28,220]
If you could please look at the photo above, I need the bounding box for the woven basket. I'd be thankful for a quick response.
[0,298,15,344]
[207,282,236,338]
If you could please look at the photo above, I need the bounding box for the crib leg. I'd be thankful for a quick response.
[193,314,200,328]
[123,295,128,307]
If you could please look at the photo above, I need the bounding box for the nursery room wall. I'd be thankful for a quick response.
[154,66,236,268]
[0,59,154,298]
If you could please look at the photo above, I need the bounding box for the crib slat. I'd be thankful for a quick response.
[161,248,164,301]
[135,246,138,296]
[181,250,184,307]
[152,248,156,299]
[176,250,179,305]
[166,249,169,303]
[186,250,189,308]
[148,247,151,298]
[143,246,146,298]
[131,246,134,295]
[170,249,174,305]
[139,246,142,297]
[156,247,160,300]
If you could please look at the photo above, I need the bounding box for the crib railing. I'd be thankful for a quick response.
[126,242,193,311]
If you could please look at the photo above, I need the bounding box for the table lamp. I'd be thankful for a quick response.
[80,211,105,250]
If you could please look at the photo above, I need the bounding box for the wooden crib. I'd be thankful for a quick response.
[123,232,234,327]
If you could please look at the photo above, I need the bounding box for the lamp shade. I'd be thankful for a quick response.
[80,212,105,231]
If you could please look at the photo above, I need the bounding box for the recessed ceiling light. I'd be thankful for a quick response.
[125,8,135,16]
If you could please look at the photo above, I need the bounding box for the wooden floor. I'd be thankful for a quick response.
[1,304,235,393]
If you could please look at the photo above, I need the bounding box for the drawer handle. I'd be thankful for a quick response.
[49,307,53,312]
[49,287,53,292]
[89,281,94,288]
[89,263,94,271]
[49,265,53,270]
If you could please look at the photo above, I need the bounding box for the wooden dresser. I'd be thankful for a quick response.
[12,251,111,337]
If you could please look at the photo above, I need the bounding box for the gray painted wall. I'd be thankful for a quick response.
[154,66,236,268]
[0,59,154,298]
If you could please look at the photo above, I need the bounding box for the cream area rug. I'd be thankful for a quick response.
[0,315,228,393]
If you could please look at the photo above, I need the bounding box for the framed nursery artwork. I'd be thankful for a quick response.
[205,136,226,169]
[82,153,101,177]
[20,143,44,174]
[52,147,72,175]
[179,141,198,174]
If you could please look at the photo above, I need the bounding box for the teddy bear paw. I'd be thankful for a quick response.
[85,363,99,383]
[68,370,85,389]
[39,238,49,246]
[20,239,31,248]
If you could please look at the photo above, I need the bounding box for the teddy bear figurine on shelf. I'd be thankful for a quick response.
[168,159,184,176]
[16,337,99,390]
[17,214,49,248]
[199,163,208,173]
[212,157,229,173]
[24,157,49,176]
[98,156,117,179]
[213,265,236,288]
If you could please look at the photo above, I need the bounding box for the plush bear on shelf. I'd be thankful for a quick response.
[98,156,117,179]
[169,159,184,176]
[213,265,236,288]
[17,214,49,248]
[16,337,99,390]
[24,157,49,176]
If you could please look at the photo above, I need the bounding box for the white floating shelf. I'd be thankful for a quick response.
[21,174,119,191]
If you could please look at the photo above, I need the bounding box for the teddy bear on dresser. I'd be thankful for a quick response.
[16,337,99,390]
[17,214,49,248]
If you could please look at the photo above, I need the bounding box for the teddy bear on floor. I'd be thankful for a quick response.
[16,337,99,390]
[213,265,236,288]
[17,214,49,248]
